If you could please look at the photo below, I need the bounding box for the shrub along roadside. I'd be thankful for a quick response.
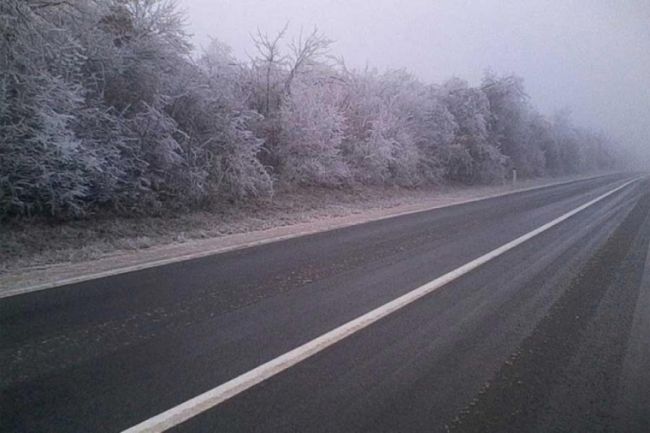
[0,1,620,222]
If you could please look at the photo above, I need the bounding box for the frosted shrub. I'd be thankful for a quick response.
[278,79,349,186]
[0,1,97,219]
[442,78,506,183]
[0,1,622,221]
[341,70,426,186]
[217,111,273,199]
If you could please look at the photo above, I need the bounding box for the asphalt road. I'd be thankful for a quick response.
[2,173,649,433]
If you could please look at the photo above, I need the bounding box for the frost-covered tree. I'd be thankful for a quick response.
[278,75,348,186]
[340,70,430,186]
[482,73,545,177]
[0,2,621,221]
[0,0,102,218]
[177,45,272,203]
[528,112,560,176]
[409,85,458,183]
[246,25,335,172]
[551,109,585,174]
[442,78,506,183]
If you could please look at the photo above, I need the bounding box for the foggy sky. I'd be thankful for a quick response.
[180,0,650,163]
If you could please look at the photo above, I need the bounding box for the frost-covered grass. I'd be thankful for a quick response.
[0,176,586,276]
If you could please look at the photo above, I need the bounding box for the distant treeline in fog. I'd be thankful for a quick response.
[0,1,620,220]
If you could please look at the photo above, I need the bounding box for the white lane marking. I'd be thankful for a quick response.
[122,177,640,433]
[2,174,616,299]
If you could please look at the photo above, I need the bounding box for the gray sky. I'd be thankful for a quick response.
[180,0,650,162]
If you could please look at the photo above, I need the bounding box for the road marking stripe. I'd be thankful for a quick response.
[122,177,638,433]
[2,174,614,299]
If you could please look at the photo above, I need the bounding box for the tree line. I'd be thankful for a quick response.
[0,0,619,220]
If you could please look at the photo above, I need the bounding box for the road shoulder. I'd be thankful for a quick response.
[617,227,650,431]
[0,174,612,298]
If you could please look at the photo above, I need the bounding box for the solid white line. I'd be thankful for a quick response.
[1,173,617,299]
[122,177,639,433]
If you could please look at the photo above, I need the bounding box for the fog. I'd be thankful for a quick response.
[181,0,650,165]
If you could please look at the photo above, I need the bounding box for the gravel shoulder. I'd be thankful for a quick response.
[0,174,609,296]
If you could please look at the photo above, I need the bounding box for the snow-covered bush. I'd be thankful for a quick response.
[442,78,506,183]
[173,52,272,204]
[482,73,546,177]
[412,86,458,183]
[340,70,428,186]
[215,110,273,200]
[278,77,349,186]
[0,2,621,221]
[0,1,98,219]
